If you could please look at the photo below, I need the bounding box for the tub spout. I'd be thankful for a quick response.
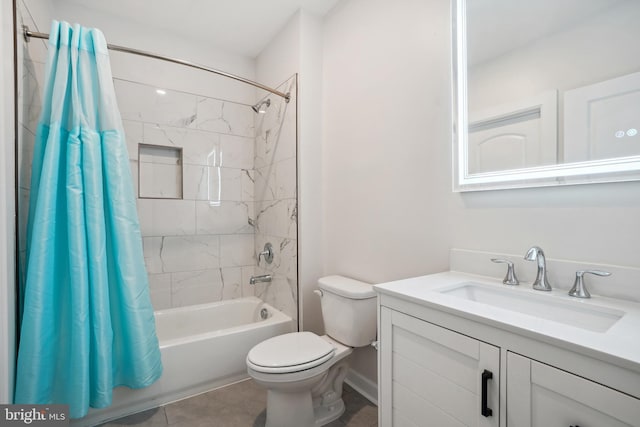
[250,274,272,285]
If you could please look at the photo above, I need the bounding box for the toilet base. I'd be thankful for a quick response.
[264,390,345,427]
[311,357,350,426]
[262,360,349,427]
[250,336,353,427]
[313,396,345,426]
[265,387,317,427]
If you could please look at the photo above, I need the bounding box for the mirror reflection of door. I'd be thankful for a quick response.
[467,91,557,174]
[469,122,539,174]
[564,72,640,163]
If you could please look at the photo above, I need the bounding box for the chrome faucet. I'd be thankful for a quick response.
[249,274,272,285]
[524,246,552,291]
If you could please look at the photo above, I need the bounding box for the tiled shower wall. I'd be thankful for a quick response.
[117,80,258,310]
[253,77,298,322]
[16,1,299,323]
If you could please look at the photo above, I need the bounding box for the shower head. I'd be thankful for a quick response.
[252,98,271,114]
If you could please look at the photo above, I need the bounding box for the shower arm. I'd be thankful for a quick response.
[22,25,291,103]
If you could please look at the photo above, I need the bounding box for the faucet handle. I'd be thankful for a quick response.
[258,242,274,265]
[568,270,611,299]
[491,258,519,286]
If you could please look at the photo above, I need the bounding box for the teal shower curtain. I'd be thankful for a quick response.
[15,21,162,418]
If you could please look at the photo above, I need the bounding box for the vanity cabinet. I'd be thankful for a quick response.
[378,303,640,427]
[507,352,640,427]
[379,308,499,427]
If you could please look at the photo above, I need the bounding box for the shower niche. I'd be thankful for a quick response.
[138,144,184,199]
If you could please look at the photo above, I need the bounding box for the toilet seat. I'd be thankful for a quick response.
[247,332,335,374]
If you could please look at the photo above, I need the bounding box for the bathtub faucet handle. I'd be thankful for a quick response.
[258,242,274,265]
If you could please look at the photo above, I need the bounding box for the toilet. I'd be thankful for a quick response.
[246,275,377,427]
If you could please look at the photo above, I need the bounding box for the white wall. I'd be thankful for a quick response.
[323,0,452,283]
[0,0,17,404]
[296,11,325,334]
[322,0,640,389]
[256,12,300,89]
[322,0,453,387]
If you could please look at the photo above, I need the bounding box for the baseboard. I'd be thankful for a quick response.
[345,369,378,406]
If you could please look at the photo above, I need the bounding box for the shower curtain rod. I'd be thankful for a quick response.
[22,25,291,102]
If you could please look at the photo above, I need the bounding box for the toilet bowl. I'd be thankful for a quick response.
[246,275,376,427]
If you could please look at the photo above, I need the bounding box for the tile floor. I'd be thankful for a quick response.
[100,380,378,427]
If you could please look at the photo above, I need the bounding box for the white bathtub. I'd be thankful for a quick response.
[76,297,294,426]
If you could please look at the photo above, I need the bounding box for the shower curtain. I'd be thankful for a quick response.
[15,21,162,418]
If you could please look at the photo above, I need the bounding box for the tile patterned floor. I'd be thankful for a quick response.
[100,380,378,427]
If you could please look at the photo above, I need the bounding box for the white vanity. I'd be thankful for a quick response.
[375,271,640,427]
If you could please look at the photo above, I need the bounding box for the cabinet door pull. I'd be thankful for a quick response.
[481,369,493,417]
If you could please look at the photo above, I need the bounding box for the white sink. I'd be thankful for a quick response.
[441,282,625,333]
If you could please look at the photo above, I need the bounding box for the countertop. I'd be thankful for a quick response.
[375,271,640,373]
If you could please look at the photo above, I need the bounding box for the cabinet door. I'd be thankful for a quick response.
[507,352,640,427]
[379,308,500,427]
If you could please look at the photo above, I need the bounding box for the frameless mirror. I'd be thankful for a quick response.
[453,0,640,191]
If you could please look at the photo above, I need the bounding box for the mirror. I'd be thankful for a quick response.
[453,0,640,191]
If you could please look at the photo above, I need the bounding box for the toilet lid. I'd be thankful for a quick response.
[247,332,335,374]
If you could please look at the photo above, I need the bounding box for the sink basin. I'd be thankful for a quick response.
[441,282,625,333]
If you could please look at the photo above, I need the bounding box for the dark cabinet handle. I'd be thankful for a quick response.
[481,369,493,417]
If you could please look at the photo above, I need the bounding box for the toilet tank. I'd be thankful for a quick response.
[318,275,377,347]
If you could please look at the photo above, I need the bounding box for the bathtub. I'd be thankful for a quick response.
[76,297,294,426]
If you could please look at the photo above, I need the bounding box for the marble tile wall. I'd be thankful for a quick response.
[15,0,299,319]
[251,76,298,324]
[116,79,258,310]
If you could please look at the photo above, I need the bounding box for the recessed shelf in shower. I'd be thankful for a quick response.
[138,143,183,199]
